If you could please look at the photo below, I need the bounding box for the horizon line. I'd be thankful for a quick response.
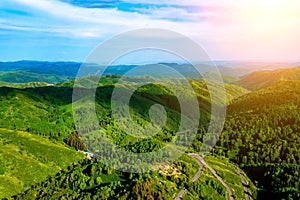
[1,59,300,65]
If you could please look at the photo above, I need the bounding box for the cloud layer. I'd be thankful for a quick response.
[1,0,300,62]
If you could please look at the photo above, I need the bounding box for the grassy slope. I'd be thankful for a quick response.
[0,128,82,199]
[0,86,76,139]
[224,84,249,104]
[0,88,48,130]
[205,156,257,200]
[183,155,257,200]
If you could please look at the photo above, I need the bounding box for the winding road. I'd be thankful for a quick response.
[195,154,234,200]
[190,154,235,200]
[176,154,235,200]
[175,154,253,200]
[231,164,250,200]
[175,154,204,200]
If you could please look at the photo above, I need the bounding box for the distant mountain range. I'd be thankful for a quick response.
[1,60,300,84]
[215,61,300,77]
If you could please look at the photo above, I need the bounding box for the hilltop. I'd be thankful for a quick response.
[236,66,300,90]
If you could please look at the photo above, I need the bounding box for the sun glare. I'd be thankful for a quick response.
[242,0,295,26]
[208,0,300,60]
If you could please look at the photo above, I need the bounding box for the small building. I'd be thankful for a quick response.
[83,151,94,159]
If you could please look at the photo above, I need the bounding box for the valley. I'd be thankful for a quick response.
[0,62,299,199]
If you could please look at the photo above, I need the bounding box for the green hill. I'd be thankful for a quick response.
[236,66,300,90]
[0,128,82,199]
[0,75,250,199]
[0,87,76,139]
[215,80,300,199]
[0,71,70,84]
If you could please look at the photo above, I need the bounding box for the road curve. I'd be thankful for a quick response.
[175,154,204,200]
[190,155,204,183]
[188,154,235,200]
[175,188,187,200]
[231,164,250,200]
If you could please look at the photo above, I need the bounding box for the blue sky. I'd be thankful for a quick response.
[1,0,300,62]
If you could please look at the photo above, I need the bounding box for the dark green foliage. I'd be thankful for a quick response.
[12,155,200,199]
[215,80,300,198]
[0,86,77,141]
[0,71,70,84]
[0,74,256,199]
[65,134,87,151]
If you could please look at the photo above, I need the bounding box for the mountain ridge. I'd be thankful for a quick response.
[236,66,300,90]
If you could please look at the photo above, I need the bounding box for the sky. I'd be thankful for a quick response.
[0,0,300,63]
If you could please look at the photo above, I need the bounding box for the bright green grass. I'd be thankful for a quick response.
[0,128,82,199]
[154,154,200,199]
[181,155,256,200]
[100,174,123,183]
[177,154,199,180]
[175,154,229,200]
[205,156,246,200]
[183,167,227,200]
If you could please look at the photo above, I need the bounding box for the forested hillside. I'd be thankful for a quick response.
[0,75,252,199]
[12,154,257,200]
[1,72,299,199]
[215,80,300,199]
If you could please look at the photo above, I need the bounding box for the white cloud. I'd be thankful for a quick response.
[2,0,300,60]
[2,0,214,43]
